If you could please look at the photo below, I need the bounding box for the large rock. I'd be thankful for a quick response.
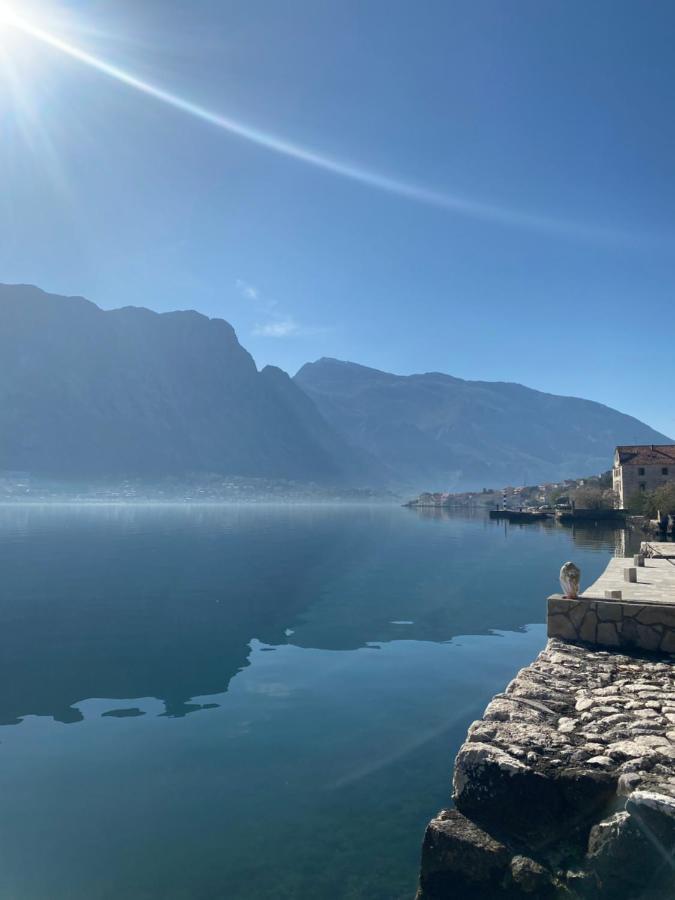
[508,856,556,896]
[587,798,675,898]
[453,741,616,848]
[417,640,675,898]
[417,810,510,899]
[416,810,560,899]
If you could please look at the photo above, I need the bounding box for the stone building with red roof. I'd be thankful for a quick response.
[613,444,675,507]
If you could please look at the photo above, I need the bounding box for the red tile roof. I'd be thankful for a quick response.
[616,445,675,466]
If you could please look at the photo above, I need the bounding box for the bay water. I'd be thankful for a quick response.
[0,504,628,899]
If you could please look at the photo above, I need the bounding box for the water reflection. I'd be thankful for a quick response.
[0,504,618,728]
[0,504,358,722]
[408,505,640,553]
[0,504,623,900]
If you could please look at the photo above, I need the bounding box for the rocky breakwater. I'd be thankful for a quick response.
[416,638,675,899]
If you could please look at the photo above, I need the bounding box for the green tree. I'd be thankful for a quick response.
[572,485,616,510]
[626,483,675,517]
[625,490,651,515]
[653,482,675,516]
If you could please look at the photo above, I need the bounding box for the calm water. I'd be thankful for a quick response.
[0,504,631,900]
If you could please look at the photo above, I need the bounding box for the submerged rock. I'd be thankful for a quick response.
[416,810,560,900]
[416,810,510,899]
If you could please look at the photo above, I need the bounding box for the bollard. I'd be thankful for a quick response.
[605,590,622,600]
[624,568,637,583]
[633,554,645,567]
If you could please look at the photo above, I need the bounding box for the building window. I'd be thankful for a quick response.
[638,467,645,476]
[663,467,669,475]
[639,483,646,491]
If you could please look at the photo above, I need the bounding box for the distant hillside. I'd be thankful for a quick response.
[294,358,673,491]
[0,285,371,485]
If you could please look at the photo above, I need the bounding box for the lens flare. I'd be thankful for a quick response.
[0,6,668,246]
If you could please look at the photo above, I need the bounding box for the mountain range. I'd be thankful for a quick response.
[0,284,367,485]
[294,358,672,489]
[0,283,670,491]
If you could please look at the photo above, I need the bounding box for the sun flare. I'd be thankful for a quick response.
[0,0,667,248]
[0,1,30,30]
[0,3,18,36]
[0,1,69,49]
[0,2,51,58]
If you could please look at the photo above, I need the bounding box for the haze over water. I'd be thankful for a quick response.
[0,504,629,899]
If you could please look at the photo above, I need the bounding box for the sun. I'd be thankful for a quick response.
[0,1,58,44]
[0,1,25,28]
[0,3,44,76]
[0,4,27,74]
[0,3,17,32]
[0,2,37,52]
[0,1,77,76]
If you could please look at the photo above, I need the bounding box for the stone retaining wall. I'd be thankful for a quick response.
[548,593,675,654]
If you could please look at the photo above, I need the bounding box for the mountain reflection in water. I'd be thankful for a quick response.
[0,504,631,900]
[0,504,632,726]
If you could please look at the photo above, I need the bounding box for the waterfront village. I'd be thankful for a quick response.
[407,443,675,537]
[415,444,675,900]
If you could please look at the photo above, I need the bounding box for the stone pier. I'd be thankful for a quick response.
[547,555,675,654]
[416,555,675,899]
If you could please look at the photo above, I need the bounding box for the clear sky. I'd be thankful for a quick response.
[1,0,674,436]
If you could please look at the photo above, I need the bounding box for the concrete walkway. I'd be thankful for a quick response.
[643,541,675,559]
[582,556,675,605]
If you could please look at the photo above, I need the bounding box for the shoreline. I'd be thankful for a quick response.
[416,555,675,899]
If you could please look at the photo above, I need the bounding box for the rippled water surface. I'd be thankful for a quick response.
[0,504,632,899]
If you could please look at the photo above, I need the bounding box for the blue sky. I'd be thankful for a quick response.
[1,0,674,436]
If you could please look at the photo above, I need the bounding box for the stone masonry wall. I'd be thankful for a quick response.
[615,463,673,508]
[548,594,675,655]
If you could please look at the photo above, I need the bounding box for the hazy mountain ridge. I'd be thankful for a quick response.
[0,284,368,484]
[1,285,670,492]
[294,357,672,490]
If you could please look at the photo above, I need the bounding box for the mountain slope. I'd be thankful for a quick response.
[294,358,673,490]
[0,285,368,484]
